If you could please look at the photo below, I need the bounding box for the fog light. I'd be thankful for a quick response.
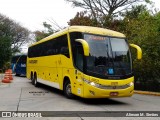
[130,90,133,93]
[89,90,95,95]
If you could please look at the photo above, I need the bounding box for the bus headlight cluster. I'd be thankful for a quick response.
[83,78,100,87]
[127,82,134,87]
[83,78,134,90]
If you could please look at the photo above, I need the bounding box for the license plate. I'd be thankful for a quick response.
[110,92,118,96]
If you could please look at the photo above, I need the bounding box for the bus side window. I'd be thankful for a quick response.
[58,34,70,58]
[69,32,83,71]
[60,47,69,57]
[29,34,70,58]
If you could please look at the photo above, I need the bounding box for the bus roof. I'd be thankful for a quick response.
[30,26,125,47]
[68,26,125,37]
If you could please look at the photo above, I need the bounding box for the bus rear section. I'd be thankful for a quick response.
[11,54,27,76]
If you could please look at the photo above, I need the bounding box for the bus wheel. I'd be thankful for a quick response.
[15,74,20,76]
[31,73,34,85]
[64,80,73,99]
[34,74,39,87]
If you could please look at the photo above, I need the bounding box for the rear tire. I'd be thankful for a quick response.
[15,73,20,76]
[33,73,39,87]
[64,80,74,99]
[31,73,34,85]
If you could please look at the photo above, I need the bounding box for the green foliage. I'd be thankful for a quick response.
[3,62,11,70]
[43,22,54,34]
[68,4,160,91]
[68,11,101,27]
[0,36,11,68]
[34,30,49,41]
[0,14,29,69]
[119,5,160,91]
[126,8,159,75]
[34,22,56,41]
[66,0,151,27]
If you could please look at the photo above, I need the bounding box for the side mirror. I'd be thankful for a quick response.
[130,44,142,60]
[75,39,90,56]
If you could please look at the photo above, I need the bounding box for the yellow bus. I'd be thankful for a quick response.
[27,26,142,98]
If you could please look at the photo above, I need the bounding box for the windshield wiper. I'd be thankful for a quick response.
[114,52,126,75]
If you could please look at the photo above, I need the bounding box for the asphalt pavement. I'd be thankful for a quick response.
[0,75,159,120]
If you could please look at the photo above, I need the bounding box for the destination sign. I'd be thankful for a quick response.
[85,34,106,41]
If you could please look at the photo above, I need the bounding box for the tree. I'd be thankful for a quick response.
[68,10,123,31]
[34,30,48,42]
[0,14,30,53]
[67,4,160,91]
[118,5,160,91]
[34,22,54,41]
[34,21,61,41]
[0,36,11,69]
[11,23,30,53]
[0,14,29,69]
[65,0,151,26]
[68,11,101,26]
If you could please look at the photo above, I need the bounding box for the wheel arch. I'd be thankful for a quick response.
[62,76,71,91]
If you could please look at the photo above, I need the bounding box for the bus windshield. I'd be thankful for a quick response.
[84,34,132,78]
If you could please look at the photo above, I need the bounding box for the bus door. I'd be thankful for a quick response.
[56,47,70,90]
[73,42,85,96]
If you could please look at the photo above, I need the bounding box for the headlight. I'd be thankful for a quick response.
[127,82,134,87]
[83,78,134,89]
[83,78,90,84]
[90,82,100,87]
[90,82,95,86]
[83,78,100,87]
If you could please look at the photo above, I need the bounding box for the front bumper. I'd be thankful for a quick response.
[83,81,134,98]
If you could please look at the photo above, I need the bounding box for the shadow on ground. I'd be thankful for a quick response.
[31,82,128,106]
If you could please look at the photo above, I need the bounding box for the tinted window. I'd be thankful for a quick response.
[69,32,83,70]
[11,56,19,63]
[11,55,27,63]
[19,55,27,63]
[28,34,69,58]
[57,34,69,58]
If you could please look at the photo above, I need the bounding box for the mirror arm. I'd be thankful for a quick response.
[75,39,90,56]
[130,44,142,60]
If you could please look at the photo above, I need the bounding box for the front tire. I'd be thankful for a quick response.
[64,80,74,99]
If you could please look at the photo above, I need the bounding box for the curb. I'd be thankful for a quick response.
[134,90,160,96]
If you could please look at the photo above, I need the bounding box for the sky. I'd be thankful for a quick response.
[0,0,160,32]
[0,0,82,31]
[0,0,160,53]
